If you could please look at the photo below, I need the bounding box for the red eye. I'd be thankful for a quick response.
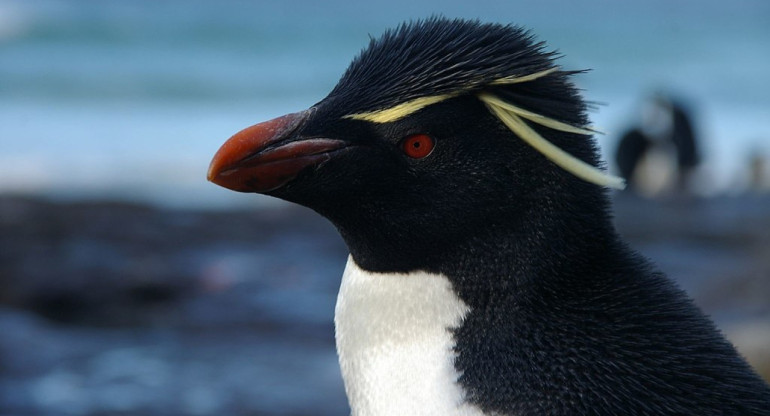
[401,134,435,159]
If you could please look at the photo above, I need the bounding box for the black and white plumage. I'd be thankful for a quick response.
[209,18,770,415]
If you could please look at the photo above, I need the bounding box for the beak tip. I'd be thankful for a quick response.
[207,109,315,193]
[206,165,217,183]
[206,157,224,185]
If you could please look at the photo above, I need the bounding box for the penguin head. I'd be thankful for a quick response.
[208,18,623,271]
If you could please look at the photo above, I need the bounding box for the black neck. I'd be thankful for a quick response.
[331,178,621,305]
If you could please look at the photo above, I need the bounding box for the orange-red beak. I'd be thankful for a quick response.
[207,109,347,193]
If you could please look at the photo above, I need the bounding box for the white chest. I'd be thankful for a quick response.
[334,256,486,416]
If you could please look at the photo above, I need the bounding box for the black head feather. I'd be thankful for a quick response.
[325,18,565,117]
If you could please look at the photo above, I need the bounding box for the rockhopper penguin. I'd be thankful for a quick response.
[208,18,770,415]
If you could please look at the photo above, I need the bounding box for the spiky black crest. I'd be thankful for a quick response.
[319,17,626,189]
[325,17,561,117]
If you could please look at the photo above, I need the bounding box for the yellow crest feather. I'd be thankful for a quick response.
[478,93,598,136]
[488,67,560,85]
[479,92,625,190]
[344,94,456,123]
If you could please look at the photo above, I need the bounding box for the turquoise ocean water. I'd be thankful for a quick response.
[1,0,769,207]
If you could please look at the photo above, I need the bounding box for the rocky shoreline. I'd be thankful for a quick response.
[1,194,768,415]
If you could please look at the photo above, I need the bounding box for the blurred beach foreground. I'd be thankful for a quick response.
[1,194,769,416]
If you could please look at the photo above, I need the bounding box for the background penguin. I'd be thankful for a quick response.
[616,93,702,196]
[208,18,770,415]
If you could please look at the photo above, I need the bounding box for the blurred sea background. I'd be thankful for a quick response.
[1,0,768,415]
